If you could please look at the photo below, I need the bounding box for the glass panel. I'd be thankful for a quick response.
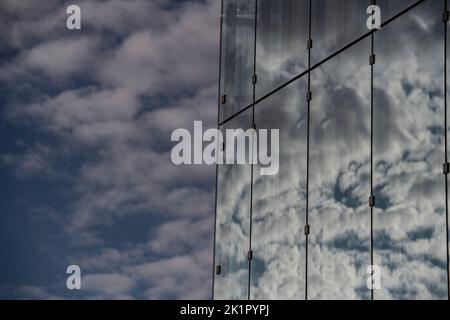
[309,38,371,300]
[311,0,369,65]
[214,109,253,299]
[255,0,309,100]
[220,0,256,122]
[374,0,447,300]
[378,0,417,23]
[250,77,308,299]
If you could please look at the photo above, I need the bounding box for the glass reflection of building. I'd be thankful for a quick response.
[212,0,450,300]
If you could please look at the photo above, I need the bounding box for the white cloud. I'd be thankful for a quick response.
[83,273,136,299]
[21,37,100,78]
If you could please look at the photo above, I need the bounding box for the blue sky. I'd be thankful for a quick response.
[0,0,218,299]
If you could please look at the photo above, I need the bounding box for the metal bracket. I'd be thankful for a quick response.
[369,196,376,208]
[369,54,376,66]
[444,163,450,174]
[215,265,221,275]
[307,91,312,102]
[252,74,257,85]
[307,39,313,50]
[247,250,253,261]
[304,224,310,236]
[443,10,449,23]
[221,94,227,105]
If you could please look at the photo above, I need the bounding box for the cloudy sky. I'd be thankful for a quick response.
[1,0,449,301]
[0,0,219,299]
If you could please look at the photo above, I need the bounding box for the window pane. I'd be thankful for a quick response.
[214,110,253,299]
[220,0,256,122]
[378,0,417,23]
[255,0,309,100]
[311,0,369,65]
[309,38,371,300]
[374,1,447,300]
[250,77,308,299]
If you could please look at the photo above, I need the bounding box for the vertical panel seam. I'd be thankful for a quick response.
[370,0,375,302]
[211,0,225,301]
[444,0,450,302]
[247,0,258,301]
[305,0,312,301]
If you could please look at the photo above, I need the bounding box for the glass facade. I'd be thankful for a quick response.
[214,0,450,300]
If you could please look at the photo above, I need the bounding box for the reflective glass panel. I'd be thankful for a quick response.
[250,77,308,299]
[220,0,256,122]
[255,0,309,100]
[311,0,369,65]
[309,38,371,300]
[214,109,253,299]
[373,1,447,300]
[378,0,417,23]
